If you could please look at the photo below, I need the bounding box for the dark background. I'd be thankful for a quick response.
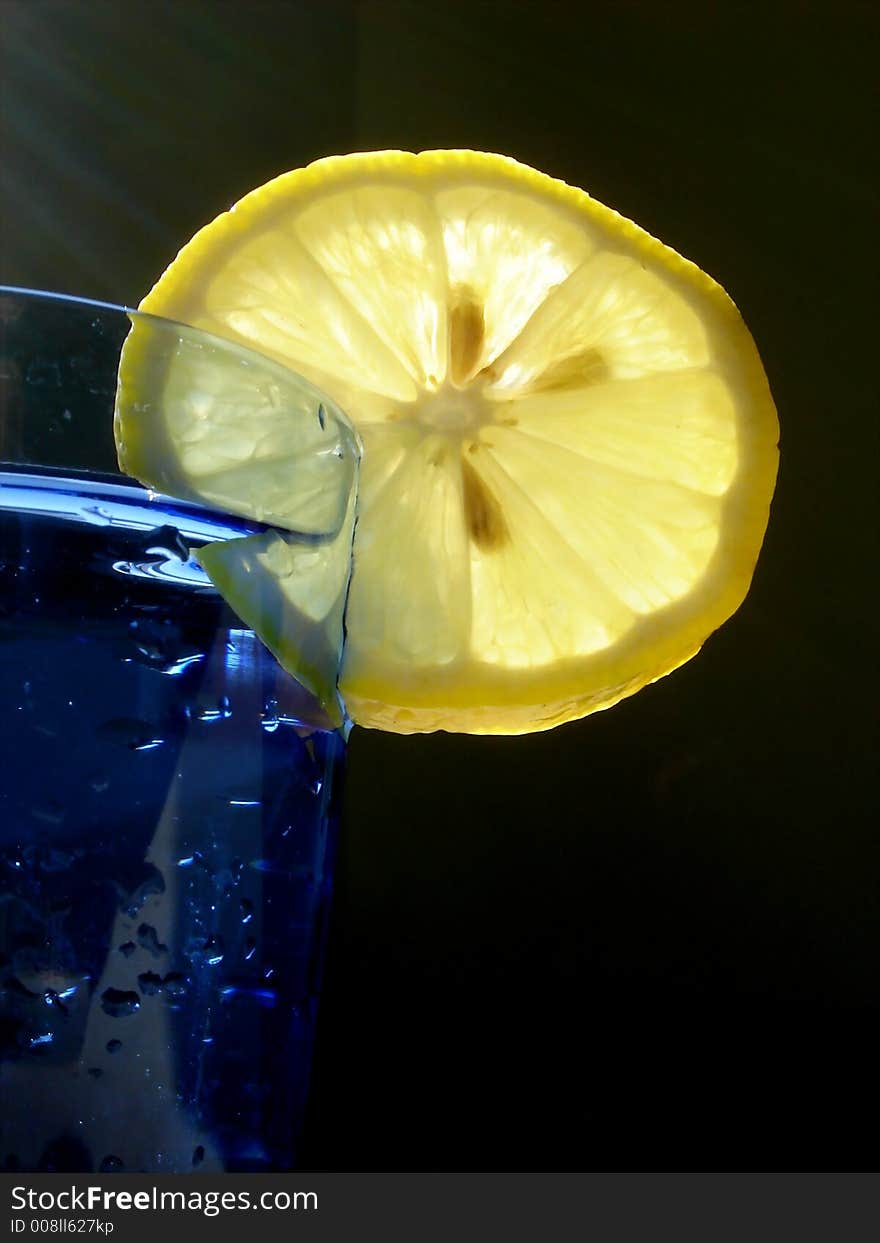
[2,0,877,1170]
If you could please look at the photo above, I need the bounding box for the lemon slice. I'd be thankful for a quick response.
[115,313,360,726]
[122,150,778,735]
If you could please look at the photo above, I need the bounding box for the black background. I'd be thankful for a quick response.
[2,0,877,1171]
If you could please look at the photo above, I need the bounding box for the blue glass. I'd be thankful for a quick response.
[0,290,357,1172]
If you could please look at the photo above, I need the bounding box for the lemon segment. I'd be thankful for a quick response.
[205,226,418,404]
[503,371,737,496]
[485,250,711,393]
[294,185,450,391]
[347,425,472,668]
[196,487,357,728]
[114,312,360,725]
[127,150,778,735]
[116,314,358,534]
[435,183,596,373]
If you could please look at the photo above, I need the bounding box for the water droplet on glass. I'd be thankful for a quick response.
[141,524,190,563]
[158,652,205,677]
[106,1039,122,1054]
[88,771,110,794]
[219,985,276,1008]
[118,865,165,917]
[261,698,279,733]
[137,971,163,996]
[33,846,76,873]
[99,1155,124,1173]
[136,924,167,958]
[131,640,168,666]
[182,934,223,969]
[200,935,225,966]
[26,358,61,387]
[28,1032,54,1049]
[97,717,163,751]
[240,899,254,925]
[30,800,66,826]
[161,972,187,998]
[87,1067,103,1080]
[130,736,164,752]
[118,941,136,958]
[100,988,140,1018]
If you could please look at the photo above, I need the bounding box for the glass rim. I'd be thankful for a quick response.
[0,283,362,530]
[0,283,360,436]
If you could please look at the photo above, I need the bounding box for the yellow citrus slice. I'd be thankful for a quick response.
[121,150,778,735]
[114,313,360,727]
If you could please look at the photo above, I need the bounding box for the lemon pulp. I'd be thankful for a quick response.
[118,150,778,735]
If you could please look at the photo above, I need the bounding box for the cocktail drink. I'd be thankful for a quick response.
[1,147,779,1173]
[0,289,358,1172]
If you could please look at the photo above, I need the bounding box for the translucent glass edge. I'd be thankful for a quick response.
[1,288,358,738]
[0,285,363,463]
[0,469,271,542]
